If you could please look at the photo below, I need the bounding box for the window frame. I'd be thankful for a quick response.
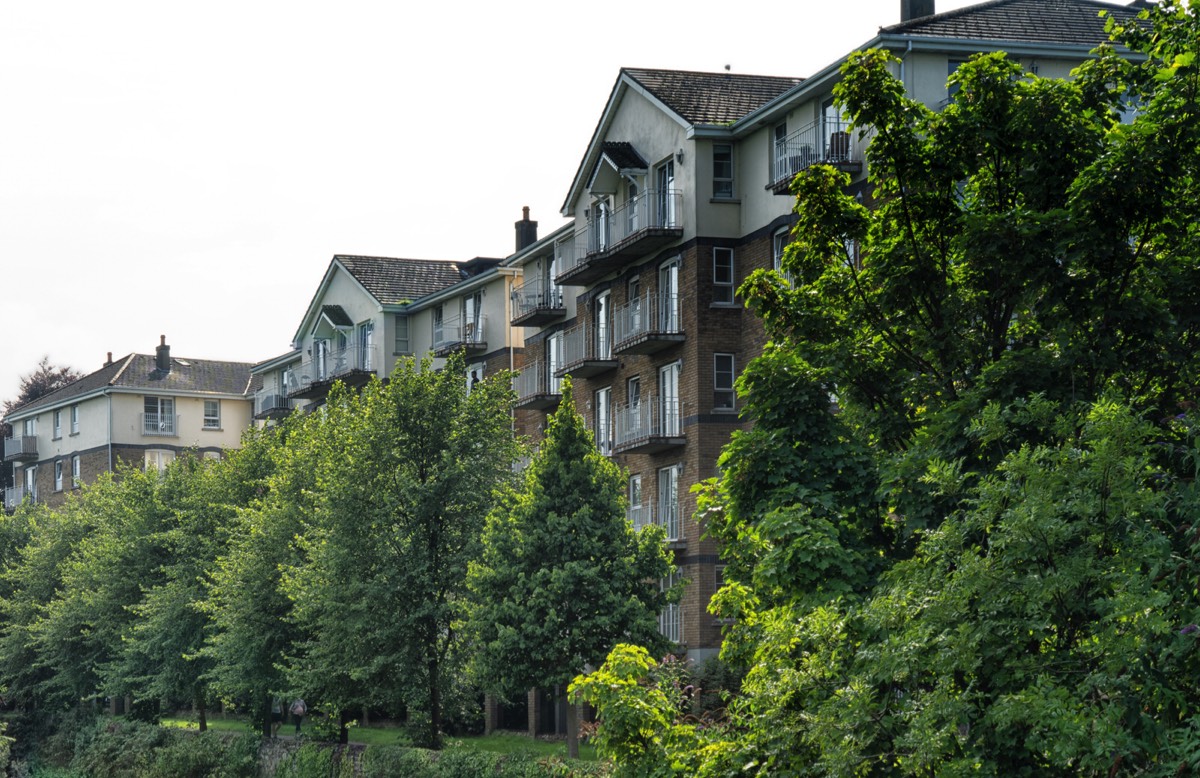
[713,247,735,304]
[72,455,81,488]
[52,410,62,439]
[595,386,612,456]
[714,353,736,412]
[203,399,221,430]
[70,405,79,435]
[54,460,63,492]
[394,314,411,355]
[712,143,734,199]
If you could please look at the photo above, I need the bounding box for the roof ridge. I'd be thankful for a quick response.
[109,353,138,386]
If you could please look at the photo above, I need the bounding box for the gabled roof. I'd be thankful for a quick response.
[623,68,804,126]
[563,67,802,214]
[6,353,256,418]
[320,304,354,327]
[336,255,463,305]
[880,0,1142,47]
[600,142,648,171]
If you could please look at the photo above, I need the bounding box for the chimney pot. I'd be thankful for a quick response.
[515,207,538,252]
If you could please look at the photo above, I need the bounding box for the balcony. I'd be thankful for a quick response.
[557,322,617,378]
[628,502,682,542]
[288,341,380,400]
[511,277,565,326]
[555,189,684,285]
[3,436,37,462]
[513,361,562,410]
[142,413,179,437]
[613,397,685,454]
[254,392,293,420]
[433,315,487,357]
[3,486,28,512]
[769,116,863,194]
[613,293,685,355]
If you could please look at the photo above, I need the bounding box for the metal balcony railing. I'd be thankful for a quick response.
[514,361,562,403]
[659,601,682,644]
[142,413,178,436]
[613,396,683,449]
[291,340,379,396]
[772,116,860,187]
[556,189,684,281]
[3,486,28,511]
[613,293,681,348]
[433,315,487,352]
[3,436,37,461]
[560,321,613,372]
[628,503,649,531]
[511,277,563,320]
[254,392,292,418]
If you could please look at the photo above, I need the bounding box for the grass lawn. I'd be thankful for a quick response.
[160,717,598,761]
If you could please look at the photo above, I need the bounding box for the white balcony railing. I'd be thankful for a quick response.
[433,315,487,352]
[254,391,292,417]
[614,396,683,449]
[659,600,682,644]
[613,293,681,347]
[560,321,612,370]
[3,486,28,511]
[556,189,683,279]
[627,503,649,531]
[514,361,561,402]
[772,116,859,185]
[291,340,380,395]
[512,276,563,319]
[3,436,37,460]
[142,413,178,436]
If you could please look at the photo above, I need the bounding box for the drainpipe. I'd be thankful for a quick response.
[898,40,913,89]
[107,391,113,472]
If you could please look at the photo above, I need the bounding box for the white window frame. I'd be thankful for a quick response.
[358,320,375,371]
[595,386,612,456]
[595,291,611,359]
[548,332,563,394]
[659,362,681,437]
[53,410,62,439]
[54,460,63,492]
[144,396,176,435]
[657,463,681,541]
[394,314,411,355]
[467,362,485,394]
[714,353,736,412]
[203,399,221,430]
[713,247,735,304]
[659,568,683,644]
[23,418,36,438]
[713,143,733,199]
[145,449,175,473]
[24,465,37,503]
[70,405,79,435]
[628,474,644,529]
[72,455,81,488]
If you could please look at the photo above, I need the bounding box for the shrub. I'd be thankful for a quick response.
[143,732,258,778]
[360,745,437,778]
[435,748,502,778]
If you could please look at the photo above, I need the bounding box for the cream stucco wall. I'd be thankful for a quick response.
[109,391,250,451]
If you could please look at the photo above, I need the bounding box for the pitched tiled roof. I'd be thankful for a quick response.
[881,0,1142,46]
[7,353,255,417]
[601,141,648,170]
[336,255,464,305]
[622,68,804,126]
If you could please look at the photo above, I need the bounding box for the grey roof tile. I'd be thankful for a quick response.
[601,141,648,170]
[336,255,464,305]
[623,68,803,126]
[320,304,354,327]
[881,0,1142,46]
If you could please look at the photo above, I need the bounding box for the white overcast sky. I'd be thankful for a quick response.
[0,0,981,404]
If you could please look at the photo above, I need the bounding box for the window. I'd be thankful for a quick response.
[203,400,221,429]
[463,292,483,342]
[548,332,563,393]
[24,465,37,503]
[713,248,735,304]
[659,568,683,644]
[595,387,612,456]
[144,397,176,436]
[595,291,611,359]
[628,276,642,333]
[659,257,680,332]
[358,320,375,371]
[70,405,79,435]
[72,455,81,488]
[659,362,681,437]
[656,160,676,227]
[394,315,411,354]
[467,362,485,393]
[628,475,644,528]
[657,464,681,541]
[23,418,36,438]
[433,306,445,347]
[54,460,63,491]
[53,410,62,439]
[773,120,788,180]
[145,449,175,473]
[714,353,736,411]
[713,143,733,198]
[773,227,795,285]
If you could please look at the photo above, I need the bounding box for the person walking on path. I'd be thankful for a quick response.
[290,698,307,735]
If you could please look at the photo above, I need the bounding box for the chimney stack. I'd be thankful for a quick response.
[901,0,935,21]
[105,352,113,366]
[155,335,171,372]
[515,206,538,252]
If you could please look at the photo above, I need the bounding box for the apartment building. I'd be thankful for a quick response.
[512,0,1141,663]
[3,338,255,511]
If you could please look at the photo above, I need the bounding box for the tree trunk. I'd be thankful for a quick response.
[565,693,579,760]
[428,652,442,750]
[195,687,208,732]
[259,692,272,738]
[339,709,351,744]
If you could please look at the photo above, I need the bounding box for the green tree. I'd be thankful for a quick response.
[282,354,521,747]
[472,378,675,759]
[580,2,1200,774]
